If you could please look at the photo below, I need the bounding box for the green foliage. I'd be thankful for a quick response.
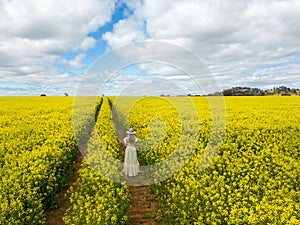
[64,97,131,225]
[1,96,299,224]
[114,96,300,225]
[0,97,78,224]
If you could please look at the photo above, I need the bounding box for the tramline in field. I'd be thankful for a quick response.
[0,96,299,224]
[112,96,300,224]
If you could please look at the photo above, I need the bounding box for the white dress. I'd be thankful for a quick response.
[124,137,139,176]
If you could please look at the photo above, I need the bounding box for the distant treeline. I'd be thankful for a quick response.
[209,86,300,96]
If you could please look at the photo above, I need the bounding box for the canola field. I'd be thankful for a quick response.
[112,96,300,224]
[0,97,78,224]
[0,96,299,224]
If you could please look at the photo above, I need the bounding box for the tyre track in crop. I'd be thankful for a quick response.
[46,98,103,224]
[127,179,158,225]
[111,98,158,224]
[45,151,83,225]
[120,142,158,225]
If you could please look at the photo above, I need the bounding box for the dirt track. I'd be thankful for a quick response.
[45,153,83,225]
[128,184,157,225]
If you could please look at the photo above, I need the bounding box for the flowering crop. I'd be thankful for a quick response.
[0,97,78,224]
[64,98,131,225]
[1,95,299,224]
[113,96,300,224]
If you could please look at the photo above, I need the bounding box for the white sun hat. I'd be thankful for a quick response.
[126,128,136,134]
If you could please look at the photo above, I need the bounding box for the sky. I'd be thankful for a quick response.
[0,0,299,96]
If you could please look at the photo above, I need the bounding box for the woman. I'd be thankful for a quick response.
[124,128,139,177]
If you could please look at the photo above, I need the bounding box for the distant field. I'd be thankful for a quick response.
[112,95,300,224]
[0,96,299,224]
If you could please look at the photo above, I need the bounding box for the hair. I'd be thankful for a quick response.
[127,134,136,143]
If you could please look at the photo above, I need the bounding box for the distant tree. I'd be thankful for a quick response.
[219,86,300,96]
[40,94,47,97]
[65,93,69,96]
[223,89,233,96]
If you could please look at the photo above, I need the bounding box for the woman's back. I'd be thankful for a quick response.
[124,128,139,176]
[124,135,138,147]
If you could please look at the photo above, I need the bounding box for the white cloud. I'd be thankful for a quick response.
[1,0,300,96]
[0,0,116,95]
[103,17,146,48]
[79,37,97,51]
[0,0,115,40]
[63,53,86,69]
[103,0,300,92]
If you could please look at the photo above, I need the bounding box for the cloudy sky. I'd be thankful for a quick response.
[0,0,299,96]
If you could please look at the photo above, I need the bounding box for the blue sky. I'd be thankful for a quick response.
[56,2,130,74]
[0,0,299,96]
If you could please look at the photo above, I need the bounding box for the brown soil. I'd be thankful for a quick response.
[45,148,158,225]
[45,152,83,225]
[119,143,126,162]
[124,149,158,225]
[113,104,158,224]
[128,184,158,225]
[45,101,158,225]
